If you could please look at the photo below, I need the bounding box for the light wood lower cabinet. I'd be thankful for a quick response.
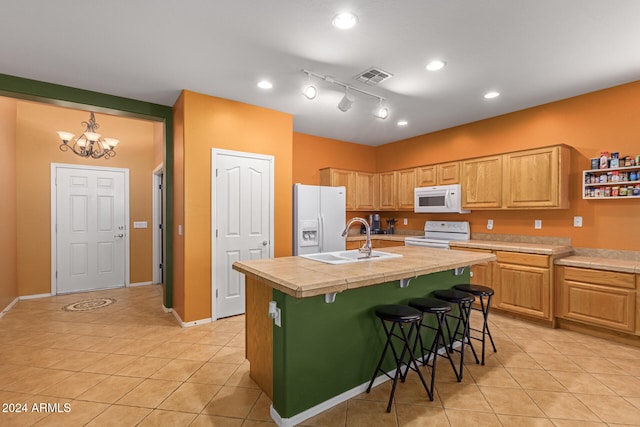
[494,251,552,321]
[455,248,553,321]
[556,266,636,333]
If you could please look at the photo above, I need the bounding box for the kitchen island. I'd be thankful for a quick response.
[232,246,496,426]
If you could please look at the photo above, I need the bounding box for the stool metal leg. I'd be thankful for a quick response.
[367,319,432,412]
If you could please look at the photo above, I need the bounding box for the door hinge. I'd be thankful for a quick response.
[216,229,218,238]
[216,289,218,298]
[159,263,163,269]
[216,169,218,177]
[159,223,163,230]
[158,183,163,190]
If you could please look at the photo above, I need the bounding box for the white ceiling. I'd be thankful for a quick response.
[2,1,640,146]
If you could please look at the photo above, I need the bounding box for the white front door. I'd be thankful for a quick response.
[212,149,273,319]
[53,165,129,294]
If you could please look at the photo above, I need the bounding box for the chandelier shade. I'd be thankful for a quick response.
[56,112,119,160]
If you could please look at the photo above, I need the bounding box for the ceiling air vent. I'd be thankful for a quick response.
[354,67,393,86]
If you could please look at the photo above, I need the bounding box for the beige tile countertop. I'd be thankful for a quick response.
[449,239,574,256]
[232,246,496,299]
[555,256,640,274]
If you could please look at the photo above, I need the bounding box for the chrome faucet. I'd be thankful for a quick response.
[341,217,372,258]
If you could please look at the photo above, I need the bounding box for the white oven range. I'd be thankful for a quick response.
[404,221,470,249]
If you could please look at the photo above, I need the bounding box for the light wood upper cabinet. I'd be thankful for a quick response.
[378,171,398,210]
[461,156,503,209]
[437,162,460,184]
[355,172,376,210]
[415,165,437,187]
[397,169,415,210]
[503,145,570,209]
[320,168,356,210]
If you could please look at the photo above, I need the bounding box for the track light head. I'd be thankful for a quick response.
[374,106,389,119]
[337,93,354,112]
[303,84,317,100]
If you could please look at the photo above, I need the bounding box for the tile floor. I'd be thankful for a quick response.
[1,285,640,426]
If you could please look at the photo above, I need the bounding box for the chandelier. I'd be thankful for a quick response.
[56,112,120,160]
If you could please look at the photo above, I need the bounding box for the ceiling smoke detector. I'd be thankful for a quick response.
[355,67,393,86]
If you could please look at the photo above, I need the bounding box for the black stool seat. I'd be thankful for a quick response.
[433,289,475,304]
[454,283,494,296]
[375,304,423,322]
[367,304,432,412]
[408,297,451,314]
[453,283,498,365]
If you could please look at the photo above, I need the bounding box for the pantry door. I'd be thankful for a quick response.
[52,164,129,294]
[212,149,274,320]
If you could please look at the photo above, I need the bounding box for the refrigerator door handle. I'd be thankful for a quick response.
[318,213,324,253]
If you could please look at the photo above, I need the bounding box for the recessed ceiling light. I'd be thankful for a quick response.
[397,120,408,126]
[257,80,273,89]
[484,91,500,99]
[426,60,446,71]
[332,12,358,29]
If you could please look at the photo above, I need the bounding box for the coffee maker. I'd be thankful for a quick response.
[369,213,381,234]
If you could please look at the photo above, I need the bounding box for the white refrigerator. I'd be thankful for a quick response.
[293,184,346,255]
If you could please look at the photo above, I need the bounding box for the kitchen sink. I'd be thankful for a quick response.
[300,250,402,265]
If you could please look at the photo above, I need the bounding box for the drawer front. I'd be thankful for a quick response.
[562,266,635,289]
[495,251,549,268]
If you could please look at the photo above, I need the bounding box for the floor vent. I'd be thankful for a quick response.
[354,67,393,85]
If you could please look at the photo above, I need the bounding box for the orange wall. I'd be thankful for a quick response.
[373,81,640,250]
[175,90,293,322]
[0,97,18,310]
[292,133,377,183]
[15,101,156,295]
[172,94,186,320]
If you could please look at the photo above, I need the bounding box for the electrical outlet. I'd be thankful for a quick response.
[534,220,542,229]
[403,218,408,225]
[487,219,494,230]
[573,216,583,227]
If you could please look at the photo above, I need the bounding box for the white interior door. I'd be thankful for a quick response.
[212,149,273,319]
[53,165,128,294]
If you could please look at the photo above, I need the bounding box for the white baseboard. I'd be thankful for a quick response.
[20,293,52,300]
[171,309,212,328]
[269,340,463,426]
[0,297,20,318]
[129,281,153,287]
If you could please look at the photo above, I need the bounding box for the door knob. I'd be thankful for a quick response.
[114,233,124,238]
[262,240,268,246]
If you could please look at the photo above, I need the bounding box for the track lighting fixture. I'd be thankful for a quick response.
[301,69,390,118]
[337,90,354,112]
[302,71,318,99]
[373,98,389,119]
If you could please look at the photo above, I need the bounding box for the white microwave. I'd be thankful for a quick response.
[414,184,470,214]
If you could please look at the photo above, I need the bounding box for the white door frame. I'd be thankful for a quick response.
[50,163,131,295]
[152,163,164,285]
[211,148,275,321]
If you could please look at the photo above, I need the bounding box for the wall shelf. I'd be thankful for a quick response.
[583,165,640,199]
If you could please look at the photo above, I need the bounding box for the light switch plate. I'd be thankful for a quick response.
[534,220,542,229]
[487,219,494,230]
[133,221,148,229]
[403,218,408,225]
[573,216,583,227]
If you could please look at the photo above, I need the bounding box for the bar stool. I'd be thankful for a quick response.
[366,304,433,412]
[433,289,478,380]
[407,297,460,392]
[454,284,497,365]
